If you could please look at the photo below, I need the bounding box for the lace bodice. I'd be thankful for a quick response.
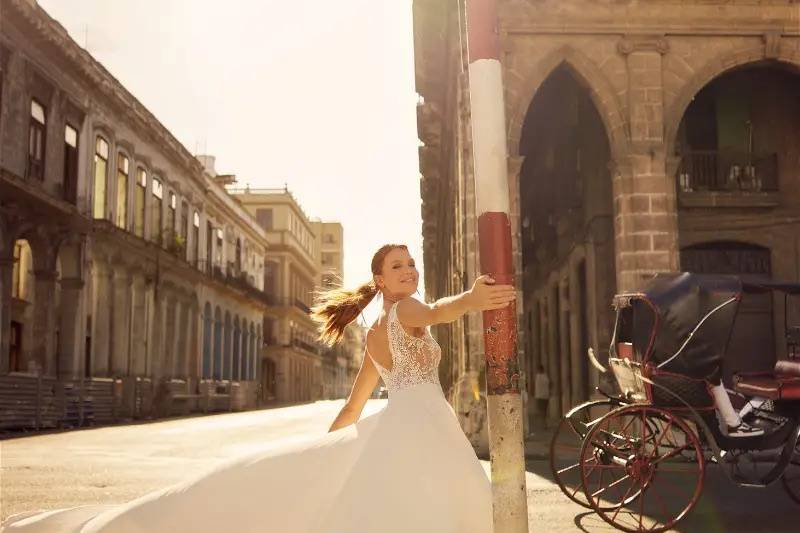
[369,301,441,392]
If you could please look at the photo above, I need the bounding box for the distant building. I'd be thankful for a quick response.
[0,0,270,429]
[229,187,325,403]
[312,219,344,289]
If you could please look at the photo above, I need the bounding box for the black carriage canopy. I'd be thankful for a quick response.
[612,272,800,383]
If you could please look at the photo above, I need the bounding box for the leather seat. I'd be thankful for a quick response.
[733,360,800,401]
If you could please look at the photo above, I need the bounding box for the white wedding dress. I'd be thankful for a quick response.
[2,301,494,533]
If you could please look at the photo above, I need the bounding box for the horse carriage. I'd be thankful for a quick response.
[549,272,800,532]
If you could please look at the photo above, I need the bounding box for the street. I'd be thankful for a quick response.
[1,401,798,532]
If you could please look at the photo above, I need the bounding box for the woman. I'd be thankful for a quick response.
[2,243,515,533]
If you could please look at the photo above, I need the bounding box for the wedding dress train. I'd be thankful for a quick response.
[2,301,493,532]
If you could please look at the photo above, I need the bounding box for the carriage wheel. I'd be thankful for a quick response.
[549,399,618,509]
[580,405,705,533]
[782,458,800,505]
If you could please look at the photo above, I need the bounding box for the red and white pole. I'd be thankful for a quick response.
[465,1,529,531]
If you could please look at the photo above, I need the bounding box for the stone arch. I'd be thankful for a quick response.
[664,48,800,157]
[508,45,629,162]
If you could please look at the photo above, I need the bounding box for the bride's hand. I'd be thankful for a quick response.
[467,274,516,311]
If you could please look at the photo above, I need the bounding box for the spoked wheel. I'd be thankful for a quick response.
[580,404,705,533]
[549,399,619,508]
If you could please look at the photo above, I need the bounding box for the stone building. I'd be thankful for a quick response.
[230,188,326,403]
[312,220,344,289]
[310,219,357,399]
[0,0,270,428]
[413,0,800,431]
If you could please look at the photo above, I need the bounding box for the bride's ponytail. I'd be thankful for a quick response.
[310,243,407,346]
[310,280,379,346]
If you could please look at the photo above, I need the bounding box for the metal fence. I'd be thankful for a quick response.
[677,150,778,192]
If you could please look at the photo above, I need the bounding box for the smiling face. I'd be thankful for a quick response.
[375,246,419,299]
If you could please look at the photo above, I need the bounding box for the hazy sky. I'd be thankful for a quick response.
[38,0,424,324]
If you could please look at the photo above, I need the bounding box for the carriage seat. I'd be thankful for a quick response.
[733,360,800,401]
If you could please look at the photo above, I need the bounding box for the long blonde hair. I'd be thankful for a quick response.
[310,244,407,346]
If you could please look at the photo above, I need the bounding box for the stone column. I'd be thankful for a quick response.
[111,267,131,375]
[568,260,586,404]
[130,274,147,376]
[32,268,58,375]
[557,279,571,414]
[91,261,112,376]
[614,36,680,291]
[0,254,13,374]
[150,290,166,380]
[58,278,85,378]
[164,297,178,379]
[546,284,560,416]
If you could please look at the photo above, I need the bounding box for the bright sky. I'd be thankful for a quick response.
[38,0,424,325]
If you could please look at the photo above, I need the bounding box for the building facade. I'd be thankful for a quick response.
[0,0,270,429]
[414,0,800,435]
[231,188,326,403]
[312,219,344,289]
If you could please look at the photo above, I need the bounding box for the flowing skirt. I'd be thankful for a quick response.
[2,382,493,533]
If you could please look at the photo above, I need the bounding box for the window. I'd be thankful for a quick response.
[181,200,189,260]
[205,221,214,273]
[63,124,79,203]
[151,177,163,243]
[256,208,273,230]
[235,238,242,273]
[134,168,147,237]
[193,211,201,266]
[28,99,46,180]
[216,227,224,266]
[93,136,109,219]
[325,233,335,244]
[168,192,177,243]
[116,153,129,229]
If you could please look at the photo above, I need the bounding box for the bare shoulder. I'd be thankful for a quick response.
[395,297,431,328]
[395,296,427,315]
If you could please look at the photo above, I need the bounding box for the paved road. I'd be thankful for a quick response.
[1,400,798,531]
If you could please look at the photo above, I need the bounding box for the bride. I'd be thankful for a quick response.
[2,243,516,533]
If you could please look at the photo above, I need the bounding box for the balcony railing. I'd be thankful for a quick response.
[677,150,778,193]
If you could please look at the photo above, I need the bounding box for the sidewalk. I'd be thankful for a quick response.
[523,424,555,460]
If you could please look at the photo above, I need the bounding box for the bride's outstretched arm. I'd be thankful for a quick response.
[396,274,516,328]
[328,350,380,432]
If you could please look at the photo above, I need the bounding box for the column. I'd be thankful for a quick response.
[568,261,585,404]
[58,278,85,378]
[150,291,166,380]
[111,267,131,375]
[130,274,147,376]
[0,253,13,374]
[164,297,178,379]
[615,36,679,291]
[546,284,560,416]
[91,262,112,375]
[32,268,58,375]
[557,279,571,415]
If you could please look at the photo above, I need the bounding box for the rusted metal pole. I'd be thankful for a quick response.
[465,1,529,531]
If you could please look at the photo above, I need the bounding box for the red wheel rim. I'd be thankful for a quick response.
[580,405,705,533]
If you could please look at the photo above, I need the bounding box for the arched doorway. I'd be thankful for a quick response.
[675,63,800,194]
[518,63,616,414]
